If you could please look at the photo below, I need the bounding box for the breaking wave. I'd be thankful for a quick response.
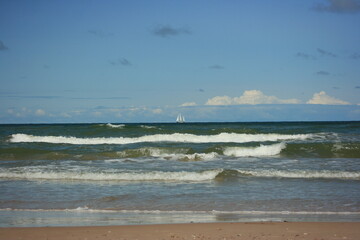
[1,168,359,182]
[9,133,312,145]
[3,143,360,161]
[236,169,360,180]
[0,169,222,182]
[116,147,218,161]
[140,125,158,129]
[104,123,125,129]
[223,142,286,157]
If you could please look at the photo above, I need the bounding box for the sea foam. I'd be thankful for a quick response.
[9,133,312,145]
[1,208,358,216]
[0,169,222,182]
[223,142,286,157]
[2,167,358,182]
[116,147,218,161]
[237,169,360,180]
[105,123,125,128]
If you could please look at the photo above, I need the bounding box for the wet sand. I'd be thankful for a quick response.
[1,222,359,240]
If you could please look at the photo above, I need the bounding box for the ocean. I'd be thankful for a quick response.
[0,121,359,227]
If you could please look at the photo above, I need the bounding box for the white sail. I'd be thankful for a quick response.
[176,114,185,123]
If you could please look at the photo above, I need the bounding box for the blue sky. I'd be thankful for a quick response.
[1,0,360,123]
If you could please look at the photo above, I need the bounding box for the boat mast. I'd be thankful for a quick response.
[177,114,185,123]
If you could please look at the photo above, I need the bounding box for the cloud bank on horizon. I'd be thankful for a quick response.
[202,90,350,106]
[3,89,358,123]
[0,0,359,123]
[205,90,300,105]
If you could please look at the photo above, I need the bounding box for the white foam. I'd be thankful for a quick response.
[105,123,125,128]
[237,169,360,180]
[113,147,218,161]
[162,152,219,161]
[140,125,157,129]
[211,210,360,215]
[1,208,359,216]
[116,147,187,157]
[223,142,286,157]
[9,133,312,145]
[0,169,222,182]
[139,147,217,161]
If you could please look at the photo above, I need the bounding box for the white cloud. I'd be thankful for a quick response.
[6,108,37,118]
[205,90,300,105]
[128,107,147,112]
[7,108,22,117]
[306,91,350,105]
[152,108,163,114]
[180,102,197,107]
[234,90,300,104]
[35,109,46,116]
[205,96,233,105]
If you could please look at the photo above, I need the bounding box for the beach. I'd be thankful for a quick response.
[1,222,360,240]
[2,0,360,237]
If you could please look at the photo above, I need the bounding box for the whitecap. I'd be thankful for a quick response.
[223,142,286,157]
[105,123,125,128]
[236,169,360,180]
[140,125,158,129]
[0,169,222,182]
[9,133,312,145]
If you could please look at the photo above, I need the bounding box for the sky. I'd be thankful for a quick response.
[0,0,360,123]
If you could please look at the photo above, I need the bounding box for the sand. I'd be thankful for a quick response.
[1,222,359,240]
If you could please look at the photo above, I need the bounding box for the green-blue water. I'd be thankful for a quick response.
[1,122,360,226]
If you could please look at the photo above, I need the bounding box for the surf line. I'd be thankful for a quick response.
[9,133,312,145]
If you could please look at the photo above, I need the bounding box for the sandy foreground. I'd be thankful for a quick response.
[1,222,359,240]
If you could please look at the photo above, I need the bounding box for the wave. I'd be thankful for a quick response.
[1,208,359,216]
[0,146,218,161]
[116,147,218,161]
[223,143,286,157]
[1,167,359,182]
[0,169,222,182]
[116,144,286,160]
[236,169,360,180]
[140,125,158,129]
[104,123,125,129]
[2,142,359,161]
[9,133,312,145]
[0,144,281,161]
[282,142,360,158]
[0,147,71,161]
[161,152,218,161]
[116,147,188,158]
[103,123,157,129]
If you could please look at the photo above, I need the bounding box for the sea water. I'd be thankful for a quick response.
[0,122,359,226]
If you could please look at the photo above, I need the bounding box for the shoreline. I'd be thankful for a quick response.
[1,208,359,227]
[1,222,360,240]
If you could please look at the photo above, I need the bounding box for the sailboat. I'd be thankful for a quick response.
[176,114,185,123]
